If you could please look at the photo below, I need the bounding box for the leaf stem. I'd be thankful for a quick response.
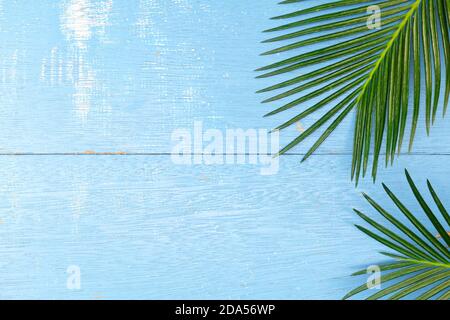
[355,0,422,105]
[394,257,450,270]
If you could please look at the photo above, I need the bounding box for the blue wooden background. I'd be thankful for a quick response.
[0,0,449,299]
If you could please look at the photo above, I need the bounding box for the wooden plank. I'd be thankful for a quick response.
[0,154,447,299]
[0,0,449,155]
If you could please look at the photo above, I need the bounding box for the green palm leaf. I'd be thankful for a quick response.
[345,169,450,300]
[258,0,450,185]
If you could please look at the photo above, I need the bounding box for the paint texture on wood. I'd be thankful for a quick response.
[0,0,449,299]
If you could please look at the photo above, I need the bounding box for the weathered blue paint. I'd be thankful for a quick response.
[0,0,448,299]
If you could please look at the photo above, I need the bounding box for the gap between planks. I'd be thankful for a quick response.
[0,153,448,156]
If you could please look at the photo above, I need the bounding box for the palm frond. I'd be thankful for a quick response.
[345,169,450,300]
[258,0,450,185]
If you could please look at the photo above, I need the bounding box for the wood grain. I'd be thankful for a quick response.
[0,155,448,299]
[0,0,449,299]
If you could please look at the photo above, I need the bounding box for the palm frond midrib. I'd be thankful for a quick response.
[354,0,422,106]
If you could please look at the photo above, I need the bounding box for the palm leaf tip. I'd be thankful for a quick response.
[346,170,450,300]
[258,0,450,184]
